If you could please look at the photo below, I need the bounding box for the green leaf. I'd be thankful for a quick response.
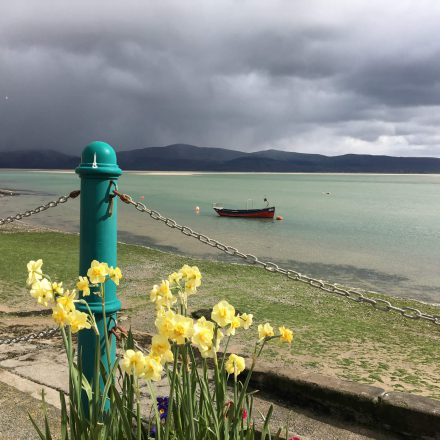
[99,359,119,414]
[29,413,46,440]
[81,375,93,403]
[37,389,53,440]
[260,404,274,440]
[112,389,132,437]
[59,391,69,440]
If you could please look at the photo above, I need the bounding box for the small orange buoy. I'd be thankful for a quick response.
[140,196,145,200]
[276,215,283,220]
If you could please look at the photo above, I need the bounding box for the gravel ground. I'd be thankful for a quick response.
[0,381,60,440]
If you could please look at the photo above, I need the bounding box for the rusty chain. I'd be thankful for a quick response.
[113,190,440,327]
[0,327,59,345]
[0,190,80,226]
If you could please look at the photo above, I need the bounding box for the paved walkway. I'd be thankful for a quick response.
[0,326,404,440]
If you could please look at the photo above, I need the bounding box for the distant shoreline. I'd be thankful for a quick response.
[1,168,440,177]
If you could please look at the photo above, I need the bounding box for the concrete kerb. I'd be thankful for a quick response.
[246,362,440,439]
[379,392,440,438]
[133,330,440,438]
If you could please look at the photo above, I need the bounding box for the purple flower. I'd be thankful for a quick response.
[157,396,169,420]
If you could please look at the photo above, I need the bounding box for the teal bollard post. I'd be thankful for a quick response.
[75,141,122,410]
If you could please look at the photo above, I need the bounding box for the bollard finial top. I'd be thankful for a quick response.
[76,141,122,177]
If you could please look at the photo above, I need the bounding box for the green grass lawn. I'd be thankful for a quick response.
[1,230,440,399]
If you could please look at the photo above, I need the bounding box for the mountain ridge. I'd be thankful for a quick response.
[1,143,440,173]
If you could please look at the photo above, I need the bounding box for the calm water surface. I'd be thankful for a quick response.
[1,170,439,303]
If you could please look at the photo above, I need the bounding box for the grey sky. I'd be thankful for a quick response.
[1,0,440,157]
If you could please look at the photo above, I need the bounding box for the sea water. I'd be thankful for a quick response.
[1,170,439,303]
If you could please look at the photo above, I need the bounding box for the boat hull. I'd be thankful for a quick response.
[213,207,275,218]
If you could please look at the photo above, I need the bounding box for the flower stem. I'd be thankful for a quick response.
[164,344,179,440]
[100,283,112,370]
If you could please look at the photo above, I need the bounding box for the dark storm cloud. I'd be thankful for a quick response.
[1,0,440,156]
[343,55,440,107]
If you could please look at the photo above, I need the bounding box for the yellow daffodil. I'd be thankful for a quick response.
[279,326,294,343]
[192,317,215,352]
[179,265,202,287]
[150,280,176,308]
[179,265,196,294]
[226,315,241,336]
[170,314,194,345]
[258,323,274,340]
[142,354,163,381]
[77,276,90,296]
[151,334,170,355]
[192,266,202,279]
[108,266,122,286]
[27,259,43,286]
[87,260,108,284]
[151,334,174,364]
[211,300,235,327]
[51,282,64,295]
[188,266,202,292]
[198,328,224,358]
[155,309,177,339]
[150,285,160,302]
[160,350,174,364]
[153,281,177,310]
[168,271,182,286]
[155,350,174,365]
[158,279,171,296]
[149,353,166,367]
[225,353,246,378]
[52,303,70,327]
[199,346,213,359]
[159,294,177,310]
[239,313,253,330]
[30,278,53,307]
[56,290,76,313]
[190,265,202,281]
[198,346,212,358]
[121,349,146,376]
[69,310,91,333]
[185,278,199,295]
[178,264,193,280]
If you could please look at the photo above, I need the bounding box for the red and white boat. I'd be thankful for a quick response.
[213,198,275,219]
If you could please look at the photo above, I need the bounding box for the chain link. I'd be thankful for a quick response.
[0,190,80,226]
[113,190,440,327]
[0,327,59,345]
